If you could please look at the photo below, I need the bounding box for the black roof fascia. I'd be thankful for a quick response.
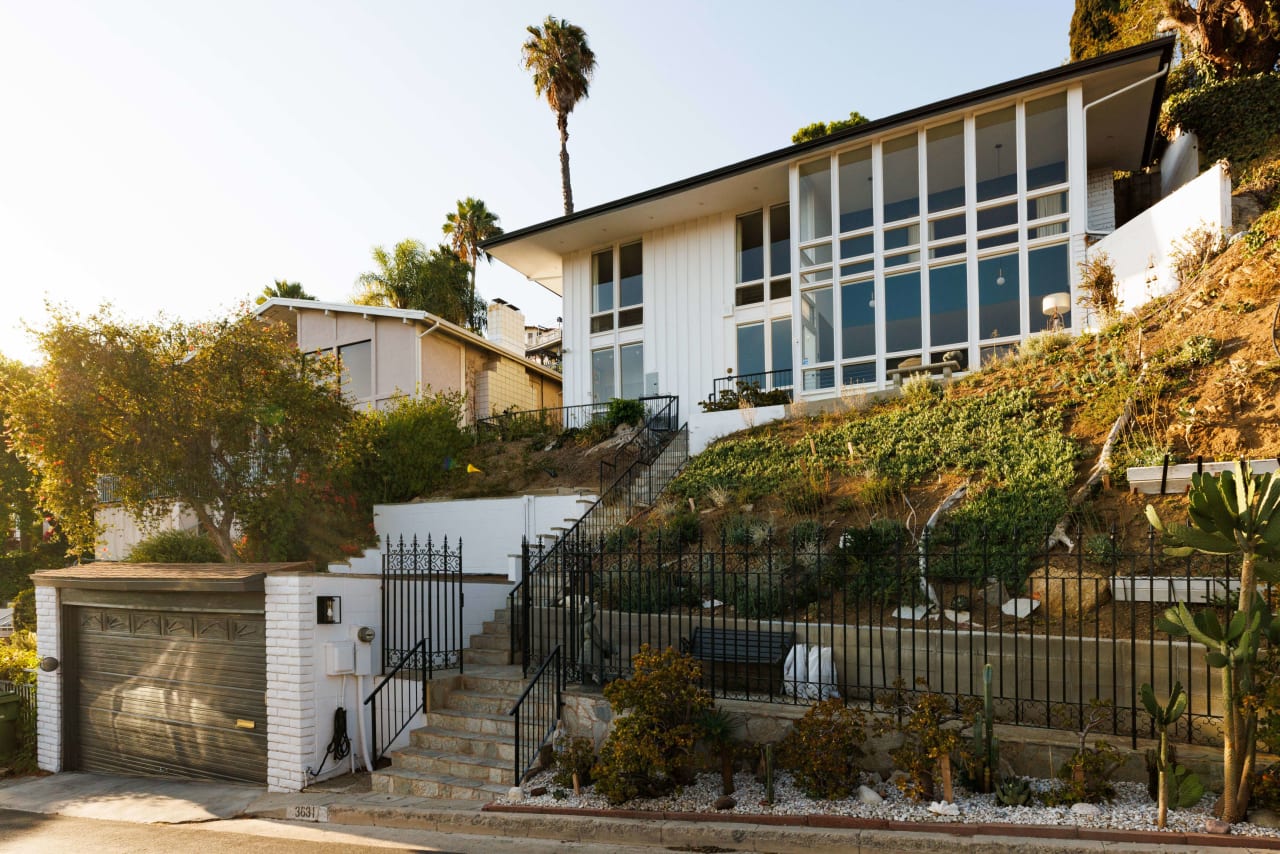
[484,37,1175,251]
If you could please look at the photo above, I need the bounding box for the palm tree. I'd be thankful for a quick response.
[354,240,477,328]
[256,279,313,305]
[521,16,597,215]
[442,197,503,330]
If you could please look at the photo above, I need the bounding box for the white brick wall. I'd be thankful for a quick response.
[34,585,61,772]
[265,574,316,792]
[1087,168,1116,233]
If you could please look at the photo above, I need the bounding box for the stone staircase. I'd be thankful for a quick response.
[370,610,524,801]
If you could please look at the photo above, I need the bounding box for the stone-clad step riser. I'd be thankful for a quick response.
[444,691,517,715]
[459,673,527,696]
[409,729,517,761]
[388,750,511,785]
[424,709,513,736]
[466,633,510,652]
[462,647,511,666]
[372,771,507,800]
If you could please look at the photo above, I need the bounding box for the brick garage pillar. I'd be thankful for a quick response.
[265,573,316,792]
[34,584,61,772]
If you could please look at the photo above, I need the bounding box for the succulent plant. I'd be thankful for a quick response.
[995,775,1033,807]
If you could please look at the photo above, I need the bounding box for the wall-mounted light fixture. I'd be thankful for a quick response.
[317,596,342,625]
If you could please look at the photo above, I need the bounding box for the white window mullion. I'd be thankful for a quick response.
[1015,100,1031,340]
[964,114,980,370]
[871,140,886,386]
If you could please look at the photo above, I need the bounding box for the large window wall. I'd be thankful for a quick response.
[735,203,794,391]
[590,240,645,402]
[792,89,1072,390]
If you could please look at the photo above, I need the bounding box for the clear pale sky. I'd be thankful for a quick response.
[0,1,1076,365]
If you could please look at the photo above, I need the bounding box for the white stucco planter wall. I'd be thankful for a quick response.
[689,405,788,455]
[1089,162,1231,318]
[374,494,593,580]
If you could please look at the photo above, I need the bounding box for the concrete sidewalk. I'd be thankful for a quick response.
[5,771,1280,853]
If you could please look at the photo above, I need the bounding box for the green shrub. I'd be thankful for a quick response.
[605,398,646,429]
[900,373,942,406]
[1174,335,1220,370]
[722,514,768,547]
[1161,72,1280,171]
[888,689,974,803]
[552,736,597,789]
[779,698,867,799]
[344,390,470,505]
[723,570,787,618]
[699,380,792,413]
[1083,533,1120,564]
[0,629,38,683]
[593,645,712,804]
[654,509,700,548]
[603,524,639,552]
[597,565,696,613]
[10,588,35,632]
[836,520,917,605]
[126,529,225,563]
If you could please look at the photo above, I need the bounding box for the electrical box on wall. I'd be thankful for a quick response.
[353,641,373,675]
[324,642,356,675]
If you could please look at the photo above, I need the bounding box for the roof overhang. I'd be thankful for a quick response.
[484,38,1175,295]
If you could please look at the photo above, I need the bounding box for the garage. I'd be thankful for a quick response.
[36,563,307,785]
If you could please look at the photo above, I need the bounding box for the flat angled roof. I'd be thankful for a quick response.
[485,38,1175,295]
[34,562,313,592]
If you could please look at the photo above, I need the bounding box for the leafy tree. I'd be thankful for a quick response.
[255,279,314,305]
[792,111,870,144]
[522,15,597,215]
[1070,0,1166,60]
[442,197,503,331]
[5,306,358,563]
[1159,0,1280,77]
[354,240,482,329]
[0,358,41,552]
[1146,461,1280,821]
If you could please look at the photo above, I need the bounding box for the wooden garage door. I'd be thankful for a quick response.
[72,603,267,783]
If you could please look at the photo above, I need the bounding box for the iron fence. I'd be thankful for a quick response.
[519,526,1250,749]
[707,369,795,403]
[381,535,464,677]
[364,536,463,765]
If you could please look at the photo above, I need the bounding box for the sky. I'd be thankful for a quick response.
[0,0,1078,365]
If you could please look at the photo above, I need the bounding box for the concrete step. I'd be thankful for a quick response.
[409,725,517,761]
[467,632,510,652]
[388,746,512,785]
[443,688,517,715]
[459,669,526,696]
[424,707,514,737]
[480,618,512,635]
[462,647,511,666]
[371,766,509,801]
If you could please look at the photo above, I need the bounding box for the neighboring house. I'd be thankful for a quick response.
[524,320,563,371]
[253,298,562,421]
[485,40,1211,430]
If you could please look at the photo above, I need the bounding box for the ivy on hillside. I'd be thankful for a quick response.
[671,388,1079,549]
[1161,72,1280,170]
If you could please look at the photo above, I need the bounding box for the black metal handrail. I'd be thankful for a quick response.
[708,369,794,402]
[475,401,610,438]
[508,644,563,785]
[598,395,679,494]
[363,637,427,765]
[508,421,689,671]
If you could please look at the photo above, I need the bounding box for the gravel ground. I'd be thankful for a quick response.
[500,771,1280,838]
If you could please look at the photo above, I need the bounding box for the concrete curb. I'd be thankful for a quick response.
[250,798,1280,853]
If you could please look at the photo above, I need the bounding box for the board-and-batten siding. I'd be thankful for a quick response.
[562,213,734,417]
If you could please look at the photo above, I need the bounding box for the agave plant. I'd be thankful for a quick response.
[994,775,1033,807]
[1146,461,1280,823]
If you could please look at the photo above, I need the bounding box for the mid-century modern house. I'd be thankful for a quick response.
[253,298,562,422]
[485,39,1223,440]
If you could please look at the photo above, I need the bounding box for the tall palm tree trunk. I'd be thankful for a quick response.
[558,111,574,215]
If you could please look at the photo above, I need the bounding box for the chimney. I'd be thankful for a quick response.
[486,299,526,357]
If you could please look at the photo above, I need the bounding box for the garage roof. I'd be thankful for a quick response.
[34,562,313,592]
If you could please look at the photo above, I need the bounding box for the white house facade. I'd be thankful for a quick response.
[486,40,1192,426]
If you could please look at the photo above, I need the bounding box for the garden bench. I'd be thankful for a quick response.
[682,627,794,694]
[887,359,961,388]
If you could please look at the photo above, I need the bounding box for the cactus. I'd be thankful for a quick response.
[1169,764,1205,809]
[994,775,1033,807]
[1140,680,1191,828]
[969,663,999,793]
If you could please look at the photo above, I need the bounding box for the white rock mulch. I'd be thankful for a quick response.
[498,770,1280,838]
